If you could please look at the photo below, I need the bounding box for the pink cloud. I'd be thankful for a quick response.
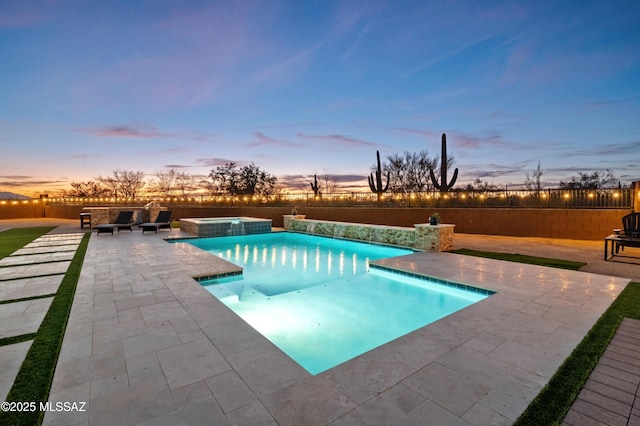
[194,157,241,167]
[297,132,378,148]
[73,122,176,139]
[247,132,302,148]
[392,127,438,138]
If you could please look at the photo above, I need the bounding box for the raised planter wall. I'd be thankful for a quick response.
[2,204,630,240]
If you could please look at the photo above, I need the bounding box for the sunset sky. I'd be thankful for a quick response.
[1,0,639,197]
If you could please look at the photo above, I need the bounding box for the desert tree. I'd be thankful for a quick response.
[208,162,278,196]
[174,171,197,197]
[380,150,437,193]
[463,178,500,192]
[524,161,544,193]
[97,169,145,198]
[149,169,177,197]
[318,170,340,194]
[65,181,109,197]
[559,169,618,190]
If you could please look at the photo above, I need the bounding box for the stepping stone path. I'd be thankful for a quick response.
[0,232,84,402]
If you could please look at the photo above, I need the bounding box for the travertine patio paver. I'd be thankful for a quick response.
[43,229,630,425]
[12,244,79,255]
[0,261,71,281]
[0,274,63,302]
[31,233,84,242]
[0,341,33,402]
[0,297,53,338]
[0,251,75,267]
[23,237,82,248]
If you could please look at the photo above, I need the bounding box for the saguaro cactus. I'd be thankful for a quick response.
[368,150,390,201]
[430,133,458,193]
[310,174,321,196]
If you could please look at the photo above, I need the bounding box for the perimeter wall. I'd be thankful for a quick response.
[0,203,629,241]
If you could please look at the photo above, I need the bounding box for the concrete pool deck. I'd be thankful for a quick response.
[0,219,636,425]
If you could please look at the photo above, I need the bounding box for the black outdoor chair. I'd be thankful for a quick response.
[622,212,640,238]
[139,210,173,234]
[95,211,134,235]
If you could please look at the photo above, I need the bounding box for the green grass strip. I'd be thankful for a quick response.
[0,233,90,426]
[0,293,57,306]
[453,248,585,270]
[0,333,37,347]
[0,227,56,260]
[515,281,640,425]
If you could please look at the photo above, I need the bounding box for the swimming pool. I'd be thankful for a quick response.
[186,232,491,374]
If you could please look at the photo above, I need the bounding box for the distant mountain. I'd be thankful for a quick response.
[0,192,32,200]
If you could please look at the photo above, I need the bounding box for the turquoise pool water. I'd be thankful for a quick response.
[186,232,489,375]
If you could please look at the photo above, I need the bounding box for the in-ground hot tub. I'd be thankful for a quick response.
[180,217,272,238]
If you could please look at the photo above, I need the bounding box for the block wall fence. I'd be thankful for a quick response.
[0,203,631,241]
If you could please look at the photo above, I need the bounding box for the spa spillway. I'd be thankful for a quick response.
[180,217,272,238]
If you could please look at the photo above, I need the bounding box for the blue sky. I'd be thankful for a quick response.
[1,0,639,196]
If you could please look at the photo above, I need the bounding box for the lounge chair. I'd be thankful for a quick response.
[95,211,134,235]
[139,210,172,234]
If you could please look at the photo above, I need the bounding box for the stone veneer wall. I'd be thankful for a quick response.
[283,215,454,251]
[81,206,166,227]
[180,218,272,238]
[179,220,198,236]
[415,224,455,251]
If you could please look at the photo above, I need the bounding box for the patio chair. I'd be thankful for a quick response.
[139,210,173,234]
[622,213,640,238]
[95,211,134,235]
[610,212,640,257]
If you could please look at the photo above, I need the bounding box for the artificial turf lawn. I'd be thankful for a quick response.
[0,227,56,259]
[515,281,640,425]
[453,248,586,270]
[0,232,90,426]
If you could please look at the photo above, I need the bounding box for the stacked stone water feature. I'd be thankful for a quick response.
[283,215,454,251]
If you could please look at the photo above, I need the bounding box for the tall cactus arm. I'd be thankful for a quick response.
[368,173,376,192]
[449,168,459,188]
[382,171,390,192]
[429,168,442,190]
